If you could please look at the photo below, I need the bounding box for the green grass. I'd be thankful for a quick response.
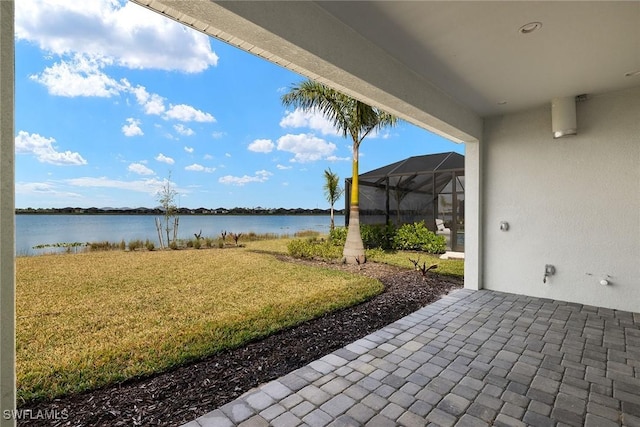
[369,250,465,277]
[16,247,382,404]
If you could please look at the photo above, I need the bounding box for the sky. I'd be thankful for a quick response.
[14,0,463,210]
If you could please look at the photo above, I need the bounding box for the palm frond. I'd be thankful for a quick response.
[323,168,343,205]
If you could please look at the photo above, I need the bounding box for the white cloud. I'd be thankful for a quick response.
[203,154,214,160]
[276,133,337,163]
[219,170,273,186]
[211,131,226,139]
[15,0,218,73]
[225,153,232,158]
[371,130,392,139]
[131,85,165,115]
[122,118,143,136]
[128,162,154,175]
[326,155,351,162]
[185,163,215,173]
[30,54,125,97]
[276,164,292,170]
[15,181,82,198]
[184,146,194,154]
[29,58,215,134]
[155,153,175,165]
[248,139,275,153]
[174,123,195,136]
[65,176,168,195]
[165,104,215,122]
[279,108,340,136]
[15,130,87,166]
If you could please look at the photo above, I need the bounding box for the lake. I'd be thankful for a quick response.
[15,214,344,256]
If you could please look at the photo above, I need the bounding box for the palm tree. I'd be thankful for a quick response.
[323,168,343,231]
[282,80,398,263]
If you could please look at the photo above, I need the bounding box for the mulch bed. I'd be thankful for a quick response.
[19,257,462,427]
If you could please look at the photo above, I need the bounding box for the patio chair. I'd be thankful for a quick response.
[436,218,451,249]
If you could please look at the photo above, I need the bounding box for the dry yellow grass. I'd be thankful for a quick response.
[16,247,382,403]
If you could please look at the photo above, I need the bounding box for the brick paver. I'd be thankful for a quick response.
[184,289,640,426]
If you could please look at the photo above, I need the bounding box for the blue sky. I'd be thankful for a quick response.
[14,0,463,210]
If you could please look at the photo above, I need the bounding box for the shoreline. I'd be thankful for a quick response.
[15,209,344,216]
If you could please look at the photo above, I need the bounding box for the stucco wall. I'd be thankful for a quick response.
[482,87,640,312]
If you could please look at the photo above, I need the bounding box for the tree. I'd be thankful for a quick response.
[155,173,179,249]
[282,80,398,263]
[323,168,344,231]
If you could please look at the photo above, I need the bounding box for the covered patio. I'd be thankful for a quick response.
[1,1,638,425]
[187,289,640,426]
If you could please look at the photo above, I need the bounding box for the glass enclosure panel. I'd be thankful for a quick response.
[440,178,453,193]
[455,191,464,251]
[437,193,453,226]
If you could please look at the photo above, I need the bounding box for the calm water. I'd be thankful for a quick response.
[15,214,344,256]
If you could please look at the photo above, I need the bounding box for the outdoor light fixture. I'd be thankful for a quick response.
[551,96,577,138]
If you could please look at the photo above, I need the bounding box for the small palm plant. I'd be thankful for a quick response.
[323,168,344,231]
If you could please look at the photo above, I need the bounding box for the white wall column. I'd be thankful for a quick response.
[0,1,16,426]
[464,141,483,290]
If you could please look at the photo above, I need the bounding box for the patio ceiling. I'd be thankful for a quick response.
[315,1,640,117]
[130,1,640,143]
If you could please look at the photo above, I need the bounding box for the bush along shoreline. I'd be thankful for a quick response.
[28,230,322,256]
[288,221,447,260]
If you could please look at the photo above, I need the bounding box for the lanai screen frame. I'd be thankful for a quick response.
[345,152,465,251]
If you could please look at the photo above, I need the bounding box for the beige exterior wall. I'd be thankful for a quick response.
[482,87,640,311]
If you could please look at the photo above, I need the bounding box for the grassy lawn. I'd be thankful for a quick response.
[369,251,465,277]
[247,238,465,278]
[16,247,382,403]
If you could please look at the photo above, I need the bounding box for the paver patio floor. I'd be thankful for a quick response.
[183,289,640,427]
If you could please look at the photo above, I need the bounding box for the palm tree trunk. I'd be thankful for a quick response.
[330,205,335,231]
[343,144,365,264]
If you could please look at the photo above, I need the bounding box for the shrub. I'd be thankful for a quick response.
[128,239,144,251]
[204,237,214,248]
[169,241,179,250]
[295,230,320,238]
[186,240,194,248]
[119,239,126,251]
[145,239,155,251]
[365,247,386,261]
[88,241,117,252]
[243,232,280,241]
[361,223,396,249]
[217,239,224,249]
[393,221,446,254]
[330,224,395,249]
[287,239,342,260]
[329,226,347,246]
[329,222,445,254]
[193,238,201,250]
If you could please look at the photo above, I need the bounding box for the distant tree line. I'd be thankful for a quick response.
[15,207,344,216]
